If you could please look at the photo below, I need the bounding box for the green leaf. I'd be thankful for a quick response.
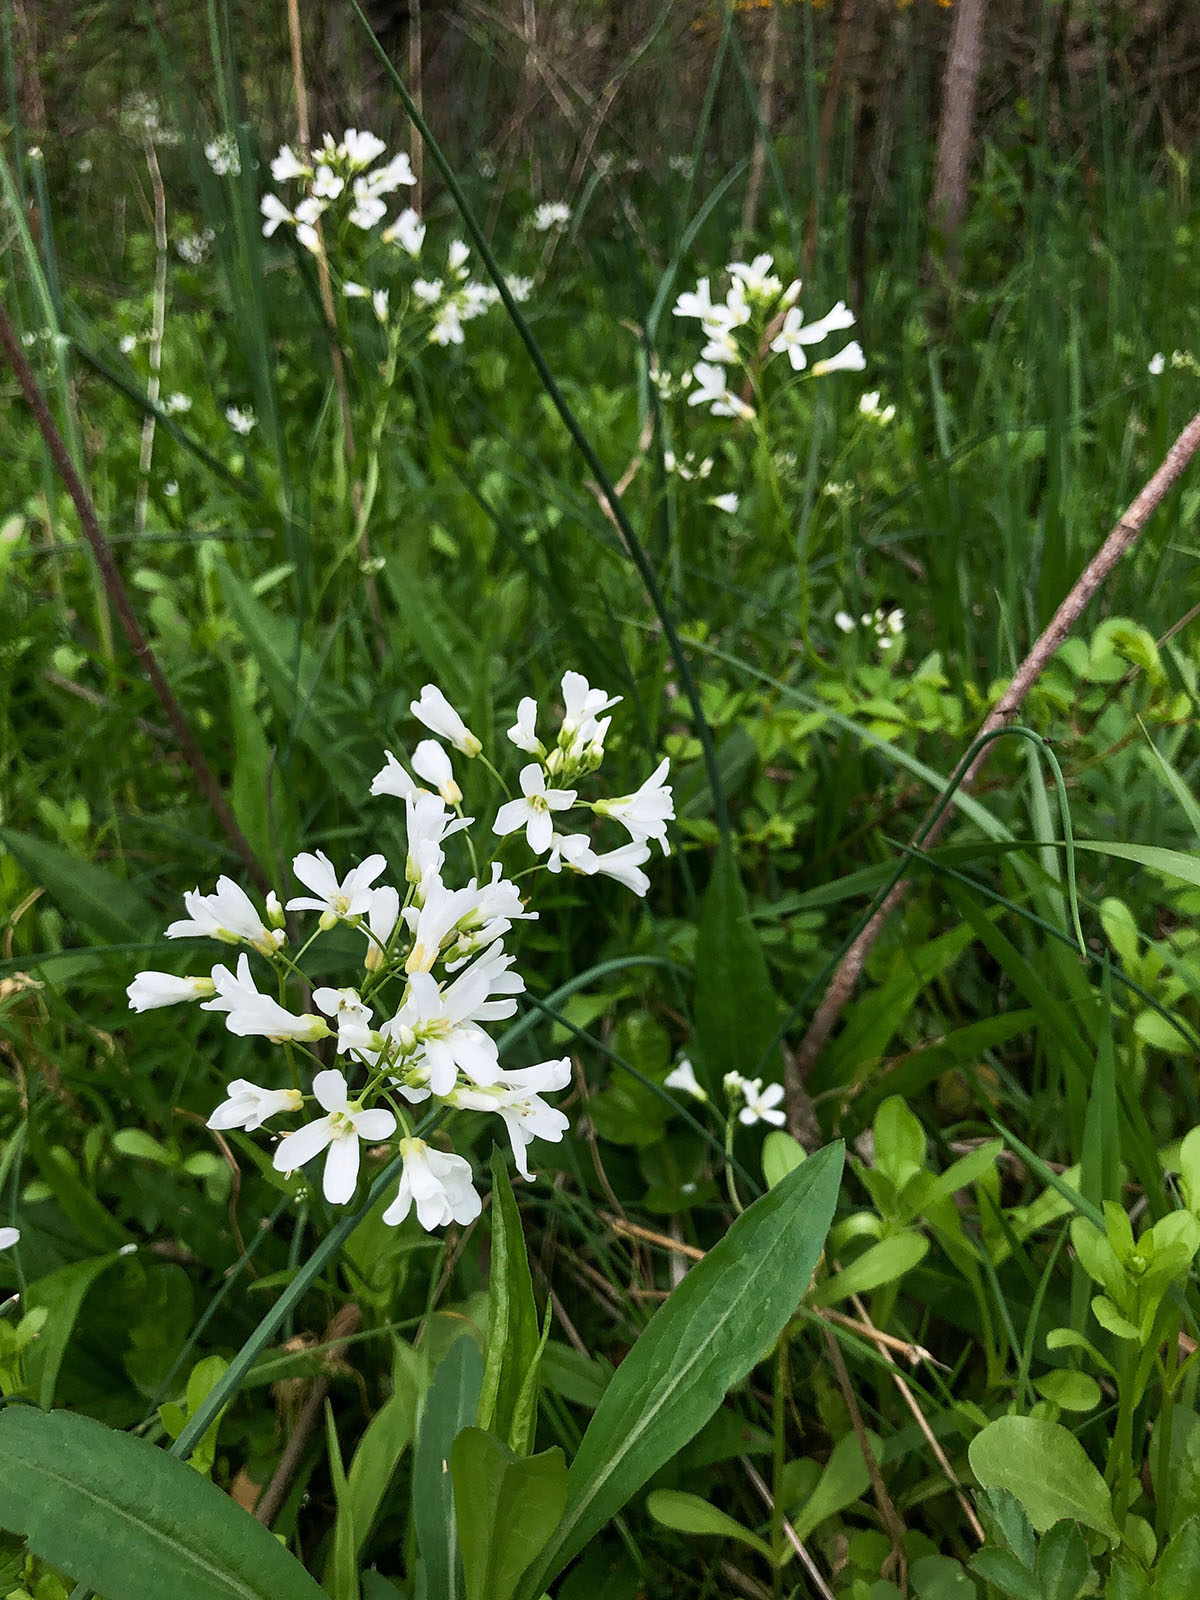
[968,1548,1042,1600]
[810,1232,929,1307]
[645,1489,771,1560]
[762,1130,806,1190]
[323,1401,359,1600]
[1074,840,1200,895]
[0,1406,328,1600]
[477,1149,543,1455]
[977,1487,1037,1567]
[412,1336,483,1600]
[0,827,150,944]
[909,1554,976,1600]
[692,842,780,1086]
[1034,1520,1089,1600]
[450,1430,567,1600]
[521,1142,843,1592]
[873,1097,926,1183]
[1155,1517,1200,1599]
[24,1249,133,1408]
[967,1416,1118,1539]
[340,1371,420,1559]
[27,1120,133,1253]
[1033,1371,1101,1412]
[791,1429,883,1540]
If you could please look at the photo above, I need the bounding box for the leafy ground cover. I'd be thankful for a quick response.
[3,3,1200,1596]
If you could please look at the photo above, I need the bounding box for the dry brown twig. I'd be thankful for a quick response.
[787,407,1200,1123]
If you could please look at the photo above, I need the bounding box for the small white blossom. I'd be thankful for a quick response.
[313,987,377,1053]
[386,969,502,1093]
[834,610,856,633]
[710,493,740,514]
[166,876,283,953]
[1148,352,1166,376]
[665,1058,707,1101]
[411,739,463,806]
[673,277,720,323]
[349,177,388,230]
[207,1079,302,1132]
[271,144,308,182]
[736,1077,786,1127]
[727,253,781,300]
[411,685,482,756]
[273,1069,396,1204]
[447,1057,571,1178]
[383,1138,481,1230]
[493,764,577,854]
[340,128,387,169]
[204,134,241,177]
[769,302,856,372]
[507,696,544,756]
[225,405,257,436]
[127,971,215,1011]
[0,1227,19,1251]
[687,361,755,421]
[163,392,192,415]
[812,340,866,377]
[431,302,465,346]
[260,192,293,237]
[287,850,388,926]
[204,955,330,1042]
[593,757,673,854]
[384,207,425,254]
[413,278,443,305]
[533,201,570,232]
[858,390,895,425]
[448,238,470,277]
[366,152,416,195]
[371,749,418,800]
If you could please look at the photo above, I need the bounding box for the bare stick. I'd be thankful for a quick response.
[789,407,1200,1105]
[0,296,270,893]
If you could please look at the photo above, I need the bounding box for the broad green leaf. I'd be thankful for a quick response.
[0,1406,327,1600]
[1155,1517,1200,1598]
[24,1249,133,1408]
[1034,1518,1089,1600]
[450,1429,566,1600]
[323,1401,359,1600]
[873,1097,926,1182]
[791,1429,883,1540]
[645,1490,771,1560]
[967,1416,1118,1539]
[521,1142,843,1592]
[810,1232,929,1307]
[762,1130,805,1190]
[967,1548,1041,1600]
[412,1335,483,1600]
[909,1554,975,1600]
[341,1371,420,1559]
[1033,1370,1101,1412]
[692,842,780,1086]
[0,827,150,944]
[976,1487,1036,1568]
[477,1149,543,1455]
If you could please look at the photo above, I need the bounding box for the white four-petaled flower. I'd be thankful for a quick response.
[383,1138,482,1230]
[273,1069,396,1204]
[166,877,283,954]
[593,758,673,854]
[493,764,577,854]
[411,685,482,756]
[287,851,388,927]
[203,954,330,1042]
[208,1080,302,1132]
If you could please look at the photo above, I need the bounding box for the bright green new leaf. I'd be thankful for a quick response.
[0,1406,328,1600]
[478,1149,543,1455]
[341,1370,420,1559]
[810,1232,929,1307]
[761,1130,805,1190]
[1033,1370,1101,1412]
[412,1335,483,1600]
[645,1490,771,1560]
[968,1416,1118,1539]
[791,1429,883,1541]
[451,1429,567,1600]
[521,1142,843,1593]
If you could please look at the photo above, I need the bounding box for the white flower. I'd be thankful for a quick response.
[363,885,400,971]
[507,696,544,755]
[271,144,309,182]
[493,763,578,854]
[383,1138,481,1230]
[673,277,719,322]
[119,333,138,355]
[365,151,415,195]
[349,177,388,230]
[343,280,370,300]
[164,480,179,498]
[403,792,472,883]
[372,289,389,323]
[834,610,856,633]
[203,955,330,1042]
[431,303,464,346]
[858,390,895,425]
[413,277,443,305]
[687,361,755,421]
[583,841,652,896]
[127,971,215,1011]
[811,340,866,377]
[533,201,570,232]
[287,850,388,925]
[448,238,470,276]
[411,685,482,756]
[225,405,257,435]
[313,987,377,1053]
[441,862,536,964]
[371,748,418,800]
[387,968,502,1093]
[311,163,343,199]
[728,253,781,300]
[769,301,856,371]
[710,493,739,514]
[507,275,534,302]
[447,1057,571,1178]
[560,671,620,750]
[166,876,283,953]
[260,192,293,237]
[384,207,425,254]
[736,1077,786,1127]
[163,392,192,415]
[273,1069,396,1204]
[340,128,387,169]
[666,1058,707,1101]
[593,757,673,854]
[412,739,463,805]
[207,1079,302,1132]
[700,325,740,365]
[1149,352,1166,376]
[0,1227,20,1251]
[448,941,524,1020]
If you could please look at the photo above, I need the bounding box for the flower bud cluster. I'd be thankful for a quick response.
[127,673,674,1230]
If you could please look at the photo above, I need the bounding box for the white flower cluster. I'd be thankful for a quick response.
[204,134,241,178]
[834,606,905,650]
[673,253,865,421]
[127,675,673,1231]
[261,129,417,253]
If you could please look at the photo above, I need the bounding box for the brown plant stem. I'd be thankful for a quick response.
[0,295,270,894]
[788,407,1200,1116]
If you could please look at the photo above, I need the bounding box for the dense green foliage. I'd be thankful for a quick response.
[3,2,1200,1596]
